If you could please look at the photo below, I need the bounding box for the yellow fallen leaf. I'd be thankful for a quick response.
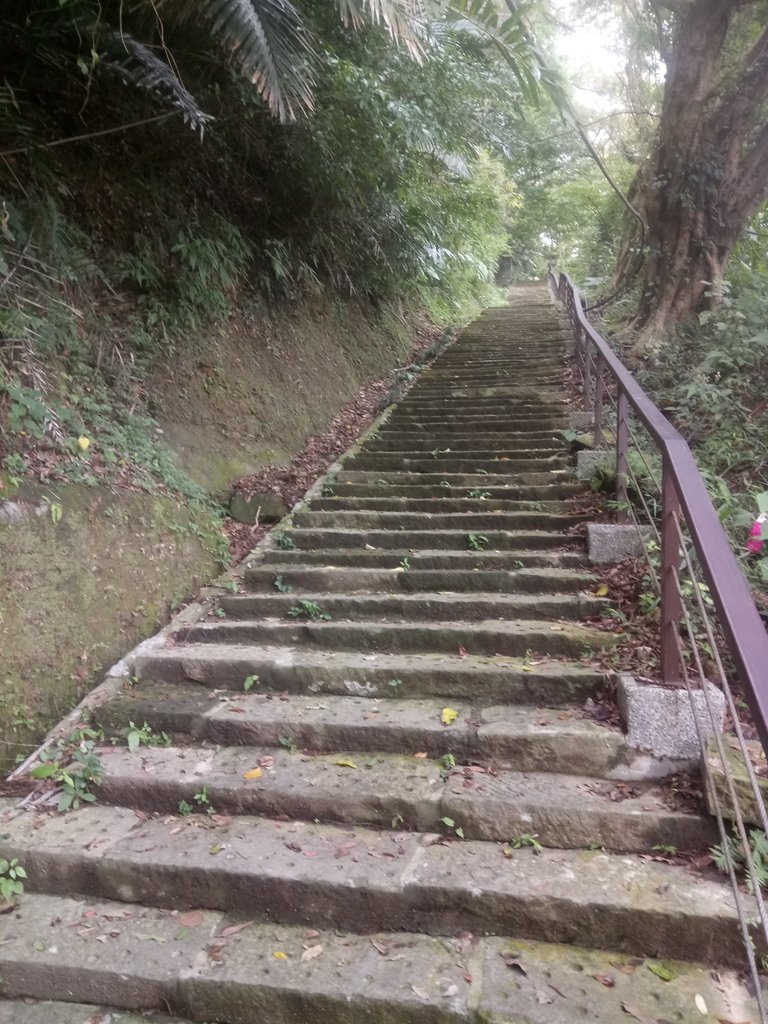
[593,584,609,597]
[441,707,459,725]
[521,665,533,673]
[336,759,357,769]
[77,435,90,451]
[243,767,263,780]
[273,951,288,960]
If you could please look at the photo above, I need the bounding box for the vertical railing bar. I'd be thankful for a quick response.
[616,390,629,524]
[593,353,605,448]
[583,334,594,413]
[661,461,683,683]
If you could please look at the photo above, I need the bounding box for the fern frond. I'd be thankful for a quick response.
[103,33,213,133]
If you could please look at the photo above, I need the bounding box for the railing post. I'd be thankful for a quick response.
[661,461,683,683]
[616,390,629,523]
[593,354,605,447]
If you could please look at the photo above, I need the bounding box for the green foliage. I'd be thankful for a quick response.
[273,575,292,593]
[287,599,332,621]
[122,721,171,752]
[467,532,489,551]
[0,858,27,902]
[509,832,543,852]
[712,828,768,892]
[30,727,105,813]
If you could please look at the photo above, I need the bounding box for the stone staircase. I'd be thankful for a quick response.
[0,284,758,1023]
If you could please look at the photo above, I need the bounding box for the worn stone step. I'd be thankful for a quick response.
[66,745,711,852]
[136,644,604,705]
[259,547,585,569]
[218,591,605,623]
[407,388,565,401]
[310,496,579,513]
[370,432,561,444]
[327,482,585,499]
[244,565,596,595]
[333,470,573,487]
[342,455,569,474]
[0,809,719,950]
[276,527,578,552]
[94,683,636,776]
[293,510,586,532]
[179,617,616,659]
[366,436,563,452]
[0,894,756,1020]
[0,1004,190,1024]
[382,416,569,431]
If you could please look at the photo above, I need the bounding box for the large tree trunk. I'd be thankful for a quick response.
[614,0,768,358]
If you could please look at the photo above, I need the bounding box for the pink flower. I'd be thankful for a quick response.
[747,519,765,554]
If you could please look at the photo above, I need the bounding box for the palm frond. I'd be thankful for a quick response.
[103,32,213,133]
[160,0,317,121]
[335,0,426,59]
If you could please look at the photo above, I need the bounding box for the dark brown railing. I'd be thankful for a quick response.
[552,267,768,1007]
[550,267,768,747]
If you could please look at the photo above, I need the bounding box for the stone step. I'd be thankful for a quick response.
[274,527,578,551]
[0,894,755,1020]
[327,482,585,499]
[310,497,580,513]
[407,387,565,400]
[342,455,569,474]
[293,510,586,532]
[218,591,605,623]
[179,617,616,659]
[65,745,712,852]
[136,643,604,705]
[385,415,573,428]
[0,1004,190,1024]
[366,437,563,452]
[382,416,569,431]
[333,470,573,487]
[371,428,564,441]
[259,547,585,569]
[243,565,596,594]
[94,682,635,776]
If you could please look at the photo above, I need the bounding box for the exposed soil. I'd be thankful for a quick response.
[225,323,445,563]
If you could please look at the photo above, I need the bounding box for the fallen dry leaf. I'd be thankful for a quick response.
[301,944,324,962]
[335,759,357,769]
[414,751,428,759]
[458,645,468,658]
[243,767,263,780]
[273,950,289,960]
[694,994,707,1015]
[441,707,459,725]
[593,974,615,988]
[219,921,253,938]
[178,910,204,928]
[622,1003,659,1024]
[411,985,430,1000]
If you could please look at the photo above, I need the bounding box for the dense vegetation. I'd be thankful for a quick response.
[3,0,768,570]
[0,1,544,502]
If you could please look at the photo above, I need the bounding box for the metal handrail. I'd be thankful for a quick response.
[549,266,768,750]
